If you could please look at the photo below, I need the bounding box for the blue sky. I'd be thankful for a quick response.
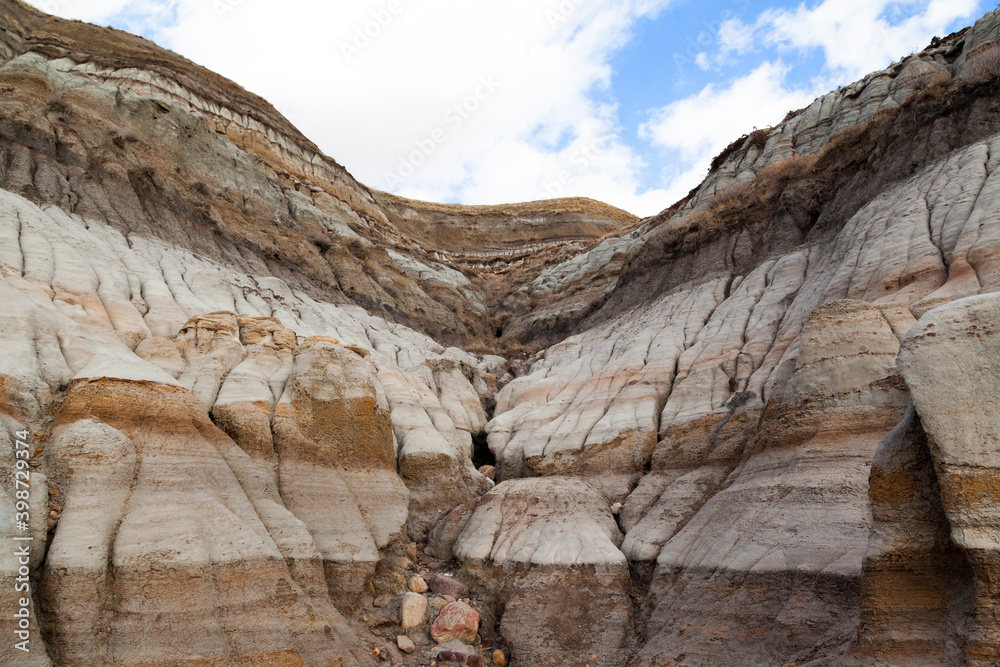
[38,0,992,215]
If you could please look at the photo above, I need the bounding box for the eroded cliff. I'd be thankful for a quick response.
[1,1,999,665]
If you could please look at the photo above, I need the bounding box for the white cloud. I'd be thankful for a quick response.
[34,0,677,216]
[735,0,982,79]
[717,17,756,58]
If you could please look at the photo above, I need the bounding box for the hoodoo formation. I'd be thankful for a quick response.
[1,0,1000,664]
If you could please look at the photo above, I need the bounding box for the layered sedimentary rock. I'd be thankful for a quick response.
[451,477,634,667]
[0,181,498,663]
[631,299,910,665]
[847,405,973,666]
[1,0,1000,664]
[40,378,374,666]
[896,293,1000,665]
[271,337,408,604]
[481,9,1000,664]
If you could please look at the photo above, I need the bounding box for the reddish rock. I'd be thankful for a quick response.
[430,574,469,597]
[431,602,480,644]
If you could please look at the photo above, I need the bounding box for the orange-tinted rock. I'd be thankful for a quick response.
[272,338,409,605]
[38,377,372,666]
[431,601,480,644]
[847,405,974,665]
[898,293,1000,665]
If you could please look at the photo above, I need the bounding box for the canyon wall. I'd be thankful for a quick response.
[0,1,999,665]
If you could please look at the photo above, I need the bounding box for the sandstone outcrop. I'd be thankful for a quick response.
[631,299,909,665]
[0,179,497,662]
[895,293,1000,665]
[451,477,634,666]
[1,0,1000,664]
[847,405,973,666]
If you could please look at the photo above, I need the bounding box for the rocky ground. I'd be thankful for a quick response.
[1,0,1000,665]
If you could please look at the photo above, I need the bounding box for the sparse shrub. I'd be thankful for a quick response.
[435,292,466,313]
[824,122,869,152]
[919,69,953,92]
[758,153,817,186]
[390,272,411,291]
[346,236,371,260]
[709,128,772,173]
[746,127,770,151]
[653,224,682,251]
[958,44,1000,86]
[306,230,332,252]
[813,106,901,172]
[710,179,757,209]
[699,216,724,234]
[44,92,71,116]
[870,106,900,124]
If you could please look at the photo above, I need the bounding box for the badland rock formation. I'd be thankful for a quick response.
[0,0,999,664]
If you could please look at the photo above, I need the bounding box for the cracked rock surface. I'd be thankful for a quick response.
[2,1,1000,665]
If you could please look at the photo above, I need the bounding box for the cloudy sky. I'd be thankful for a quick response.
[35,0,990,215]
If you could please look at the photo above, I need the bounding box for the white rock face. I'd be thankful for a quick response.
[492,125,1000,487]
[453,477,634,667]
[620,464,729,562]
[897,292,1000,662]
[389,249,473,291]
[2,3,1000,665]
[0,184,491,473]
[488,123,1000,663]
[454,477,625,566]
[0,183,492,661]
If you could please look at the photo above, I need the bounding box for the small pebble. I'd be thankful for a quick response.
[429,574,469,597]
[399,592,427,629]
[391,555,412,571]
[397,635,416,654]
